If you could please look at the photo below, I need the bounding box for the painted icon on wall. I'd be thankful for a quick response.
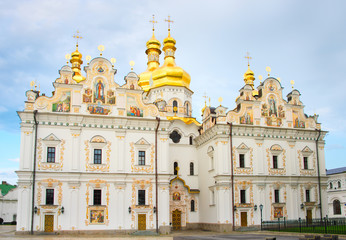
[52,91,70,112]
[127,96,143,117]
[90,210,104,224]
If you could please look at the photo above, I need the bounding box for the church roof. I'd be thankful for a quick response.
[0,182,16,196]
[326,167,346,175]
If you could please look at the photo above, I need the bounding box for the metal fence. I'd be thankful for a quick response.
[262,217,346,234]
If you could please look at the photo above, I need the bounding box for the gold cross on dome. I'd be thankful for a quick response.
[149,15,158,31]
[203,92,208,106]
[245,52,252,66]
[165,15,174,31]
[73,30,83,44]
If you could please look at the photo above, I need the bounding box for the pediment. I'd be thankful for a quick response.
[43,133,60,142]
[90,135,106,143]
[237,143,249,150]
[302,146,313,153]
[135,138,150,146]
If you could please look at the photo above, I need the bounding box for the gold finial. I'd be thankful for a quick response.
[165,15,174,32]
[258,75,263,84]
[203,92,208,106]
[86,55,91,65]
[208,97,211,107]
[266,66,271,76]
[218,97,223,106]
[129,60,135,71]
[277,77,281,82]
[30,80,35,91]
[176,166,180,175]
[65,54,71,65]
[98,45,105,56]
[149,14,158,32]
[111,58,116,67]
[244,52,252,66]
[290,80,295,90]
[73,30,82,46]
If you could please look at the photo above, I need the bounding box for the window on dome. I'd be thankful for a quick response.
[173,100,178,113]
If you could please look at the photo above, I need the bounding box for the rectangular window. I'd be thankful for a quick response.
[303,157,308,169]
[47,147,56,163]
[240,190,246,203]
[274,189,280,203]
[94,189,101,205]
[94,149,102,164]
[46,189,54,205]
[138,190,145,205]
[138,151,145,165]
[306,189,310,202]
[239,154,245,168]
[273,155,278,169]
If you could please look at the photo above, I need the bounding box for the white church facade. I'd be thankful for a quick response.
[16,27,328,234]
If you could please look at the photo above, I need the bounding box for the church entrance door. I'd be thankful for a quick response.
[241,212,247,227]
[172,209,181,230]
[138,214,146,230]
[44,215,54,232]
[306,210,312,224]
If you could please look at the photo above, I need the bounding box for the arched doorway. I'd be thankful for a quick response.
[172,209,181,230]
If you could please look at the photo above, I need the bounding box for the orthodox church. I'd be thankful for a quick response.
[16,22,328,234]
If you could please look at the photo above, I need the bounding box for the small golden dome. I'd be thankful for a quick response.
[138,31,162,91]
[243,65,255,88]
[70,44,85,83]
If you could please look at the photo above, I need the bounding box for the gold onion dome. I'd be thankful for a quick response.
[243,64,255,88]
[138,31,162,91]
[70,44,86,83]
[149,30,191,90]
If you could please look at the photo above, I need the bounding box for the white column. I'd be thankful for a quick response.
[22,129,34,170]
[159,133,169,173]
[17,187,30,231]
[69,188,79,229]
[257,142,264,174]
[159,185,170,226]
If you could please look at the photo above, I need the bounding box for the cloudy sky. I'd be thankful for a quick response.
[0,0,345,184]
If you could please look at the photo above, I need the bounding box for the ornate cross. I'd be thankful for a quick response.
[203,92,208,105]
[165,15,174,30]
[73,30,83,44]
[245,52,252,66]
[149,15,158,31]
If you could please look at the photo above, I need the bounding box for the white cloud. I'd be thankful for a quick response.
[0,106,7,112]
[9,158,19,163]
[0,168,18,185]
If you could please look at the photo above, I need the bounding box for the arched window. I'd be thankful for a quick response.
[190,162,194,175]
[174,162,178,175]
[186,103,189,116]
[338,181,341,188]
[189,136,193,145]
[173,100,178,113]
[333,199,341,215]
[191,200,195,212]
[330,182,333,189]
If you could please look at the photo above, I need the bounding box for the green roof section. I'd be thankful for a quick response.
[0,181,16,196]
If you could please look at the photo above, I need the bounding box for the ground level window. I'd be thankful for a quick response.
[138,190,145,205]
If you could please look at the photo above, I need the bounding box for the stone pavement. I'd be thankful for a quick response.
[0,226,345,240]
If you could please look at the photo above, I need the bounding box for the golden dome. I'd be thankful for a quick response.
[70,44,85,83]
[243,65,255,88]
[149,30,191,90]
[138,31,162,91]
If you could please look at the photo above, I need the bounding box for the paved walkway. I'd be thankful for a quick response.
[0,226,345,240]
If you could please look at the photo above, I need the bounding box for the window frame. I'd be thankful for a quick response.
[138,150,146,165]
[305,189,310,202]
[93,189,102,205]
[274,189,280,203]
[47,147,56,163]
[273,155,278,169]
[303,156,308,169]
[46,189,54,205]
[240,189,246,204]
[93,149,102,164]
[138,190,146,205]
[174,162,178,175]
[239,154,245,168]
[333,199,341,215]
[191,200,195,212]
[190,162,194,175]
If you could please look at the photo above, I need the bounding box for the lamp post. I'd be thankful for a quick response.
[260,204,263,231]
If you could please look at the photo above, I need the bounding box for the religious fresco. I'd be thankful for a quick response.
[293,111,305,128]
[173,192,181,201]
[274,207,283,218]
[107,90,116,105]
[240,107,253,125]
[127,96,143,117]
[261,95,285,127]
[155,100,166,111]
[94,79,105,104]
[97,65,105,73]
[87,103,111,115]
[52,91,70,112]
[83,88,92,103]
[90,209,105,224]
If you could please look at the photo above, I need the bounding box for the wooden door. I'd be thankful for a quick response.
[306,210,312,224]
[241,212,247,227]
[172,209,181,230]
[138,214,146,230]
[44,215,54,232]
